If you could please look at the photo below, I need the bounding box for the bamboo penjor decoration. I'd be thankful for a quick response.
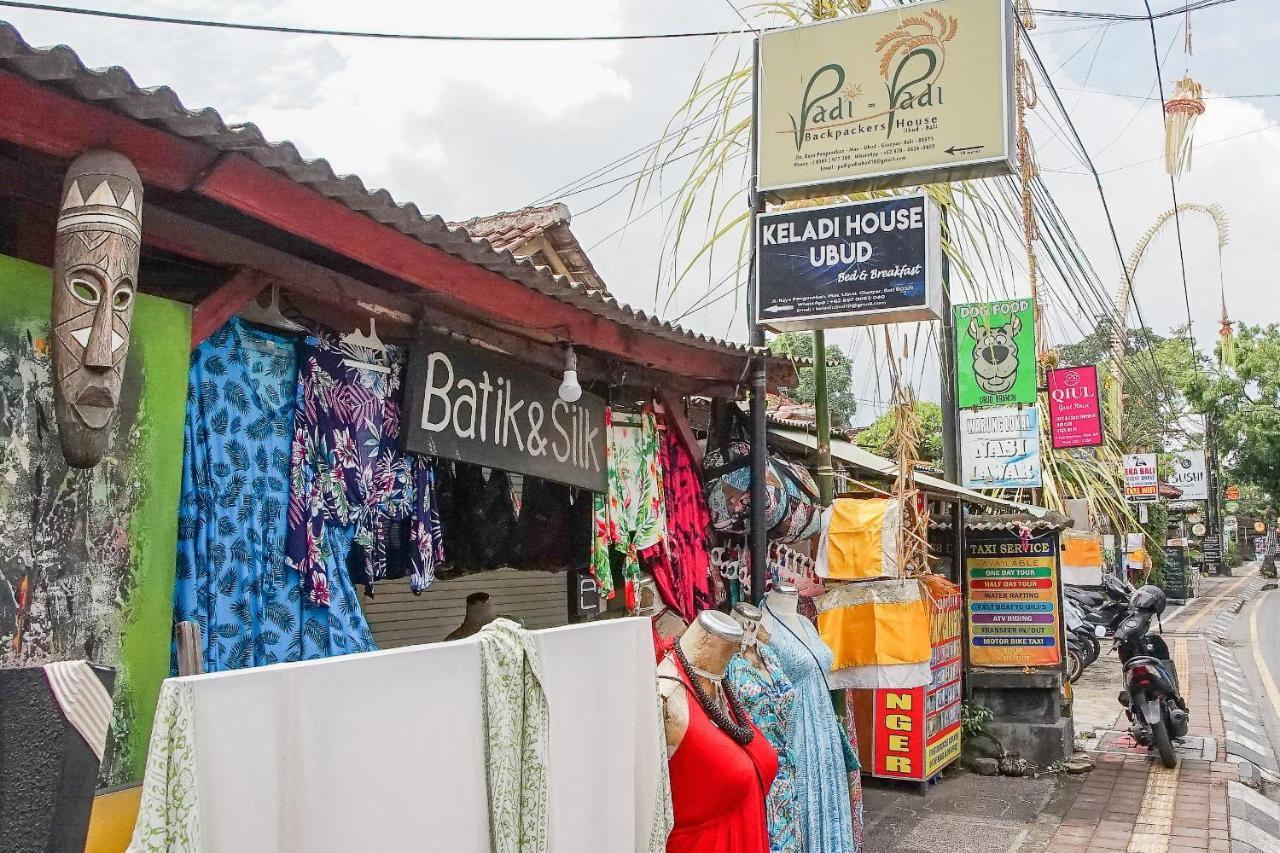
[885,331,930,578]
[1164,76,1205,177]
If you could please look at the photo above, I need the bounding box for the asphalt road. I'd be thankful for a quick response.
[1232,583,1280,769]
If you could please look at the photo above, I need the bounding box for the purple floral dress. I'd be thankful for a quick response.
[285,337,443,607]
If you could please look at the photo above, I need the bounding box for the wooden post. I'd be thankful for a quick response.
[174,621,204,676]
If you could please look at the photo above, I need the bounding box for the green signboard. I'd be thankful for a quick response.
[954,298,1037,408]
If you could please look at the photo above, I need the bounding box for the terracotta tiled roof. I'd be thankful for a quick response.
[452,203,608,293]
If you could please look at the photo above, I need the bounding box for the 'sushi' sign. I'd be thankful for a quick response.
[402,331,607,492]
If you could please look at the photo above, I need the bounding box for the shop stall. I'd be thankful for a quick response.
[0,22,795,851]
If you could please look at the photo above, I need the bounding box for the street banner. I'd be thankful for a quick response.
[965,528,1062,668]
[1046,365,1103,449]
[1168,450,1208,501]
[757,0,1015,198]
[755,195,942,331]
[954,299,1037,408]
[959,406,1041,489]
[1122,453,1159,504]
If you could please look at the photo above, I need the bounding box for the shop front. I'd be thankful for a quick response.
[0,22,800,851]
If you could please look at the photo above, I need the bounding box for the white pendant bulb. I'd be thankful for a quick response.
[558,346,582,403]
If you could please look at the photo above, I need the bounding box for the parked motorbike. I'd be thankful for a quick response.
[1063,597,1100,675]
[1066,573,1135,637]
[1109,585,1190,768]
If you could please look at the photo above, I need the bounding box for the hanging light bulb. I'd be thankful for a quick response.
[558,346,582,403]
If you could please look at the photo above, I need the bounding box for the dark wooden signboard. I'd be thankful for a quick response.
[403,330,608,492]
[1163,546,1191,601]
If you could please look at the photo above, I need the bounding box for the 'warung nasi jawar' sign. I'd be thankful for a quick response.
[755,194,942,331]
[402,330,608,492]
[954,298,1037,408]
[1047,365,1103,449]
[756,0,1015,199]
[959,406,1041,490]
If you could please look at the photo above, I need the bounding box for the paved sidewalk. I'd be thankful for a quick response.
[1051,568,1280,853]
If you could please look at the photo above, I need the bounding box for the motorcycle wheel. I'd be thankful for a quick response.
[1151,720,1177,768]
[1080,634,1101,666]
[1067,649,1084,683]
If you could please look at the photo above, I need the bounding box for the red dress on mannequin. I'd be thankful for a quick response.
[665,655,778,853]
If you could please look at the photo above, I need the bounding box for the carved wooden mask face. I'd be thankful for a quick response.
[51,151,143,469]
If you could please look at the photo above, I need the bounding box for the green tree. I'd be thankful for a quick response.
[1056,322,1198,452]
[855,401,944,467]
[767,332,856,428]
[1189,324,1280,502]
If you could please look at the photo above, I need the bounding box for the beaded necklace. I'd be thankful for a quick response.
[672,642,755,745]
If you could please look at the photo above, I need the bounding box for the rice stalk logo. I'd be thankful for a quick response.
[787,9,958,151]
[875,10,957,138]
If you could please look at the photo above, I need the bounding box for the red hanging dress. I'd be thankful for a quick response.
[666,655,778,853]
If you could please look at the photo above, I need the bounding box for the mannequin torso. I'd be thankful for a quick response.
[657,611,743,755]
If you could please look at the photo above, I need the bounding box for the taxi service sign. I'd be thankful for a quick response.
[965,528,1062,668]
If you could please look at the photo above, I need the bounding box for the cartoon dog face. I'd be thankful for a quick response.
[967,314,1021,394]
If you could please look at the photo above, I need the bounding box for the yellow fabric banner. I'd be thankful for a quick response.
[817,580,932,671]
[824,498,892,581]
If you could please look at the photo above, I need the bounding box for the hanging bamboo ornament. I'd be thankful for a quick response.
[1164,76,1205,177]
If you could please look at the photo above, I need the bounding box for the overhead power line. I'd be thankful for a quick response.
[0,0,1245,43]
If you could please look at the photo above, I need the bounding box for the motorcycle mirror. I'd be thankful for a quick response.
[1095,624,1107,638]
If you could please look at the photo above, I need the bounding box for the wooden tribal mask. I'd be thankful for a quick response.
[51,150,143,469]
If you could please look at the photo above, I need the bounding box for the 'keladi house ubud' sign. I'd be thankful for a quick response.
[403,330,607,492]
[755,194,942,331]
[756,0,1015,199]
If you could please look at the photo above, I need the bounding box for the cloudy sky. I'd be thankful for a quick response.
[3,0,1275,424]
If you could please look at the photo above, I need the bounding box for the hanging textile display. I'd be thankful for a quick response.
[761,596,854,853]
[591,407,667,606]
[640,424,715,621]
[531,619,672,853]
[727,648,803,853]
[815,498,901,581]
[475,619,551,853]
[174,319,375,673]
[814,580,932,690]
[285,335,443,601]
[1164,76,1205,177]
[129,618,668,853]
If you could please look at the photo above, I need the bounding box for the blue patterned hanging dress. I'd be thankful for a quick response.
[762,603,854,853]
[174,318,376,673]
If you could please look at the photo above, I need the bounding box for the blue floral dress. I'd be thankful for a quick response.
[285,336,442,605]
[761,604,854,853]
[727,646,804,853]
[175,318,376,673]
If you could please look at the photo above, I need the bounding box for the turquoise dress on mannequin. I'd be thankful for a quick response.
[761,602,854,853]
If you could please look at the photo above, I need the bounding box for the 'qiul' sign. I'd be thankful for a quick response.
[954,299,1037,408]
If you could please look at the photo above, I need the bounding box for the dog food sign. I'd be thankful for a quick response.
[954,299,1037,408]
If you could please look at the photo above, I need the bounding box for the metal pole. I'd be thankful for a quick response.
[747,36,768,605]
[814,330,834,506]
[938,209,960,484]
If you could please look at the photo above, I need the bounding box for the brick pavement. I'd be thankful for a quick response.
[1046,573,1250,852]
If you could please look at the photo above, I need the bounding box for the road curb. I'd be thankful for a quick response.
[1228,781,1280,853]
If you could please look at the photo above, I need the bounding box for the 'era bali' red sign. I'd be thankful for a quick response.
[1047,365,1103,449]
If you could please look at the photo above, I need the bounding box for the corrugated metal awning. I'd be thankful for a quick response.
[768,425,1052,518]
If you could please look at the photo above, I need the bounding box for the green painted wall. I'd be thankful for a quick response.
[0,253,189,785]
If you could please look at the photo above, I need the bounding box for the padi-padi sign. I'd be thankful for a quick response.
[757,0,1015,198]
[755,195,942,331]
[403,331,607,491]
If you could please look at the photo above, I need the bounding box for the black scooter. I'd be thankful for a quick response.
[1110,587,1190,768]
[1067,573,1134,637]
